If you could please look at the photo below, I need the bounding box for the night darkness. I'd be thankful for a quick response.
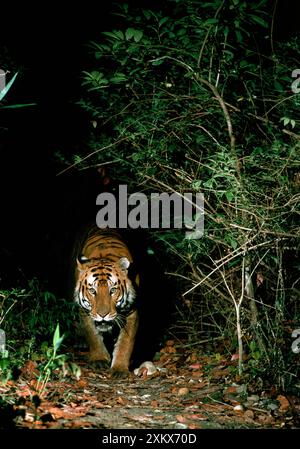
[0,0,299,293]
[0,3,118,290]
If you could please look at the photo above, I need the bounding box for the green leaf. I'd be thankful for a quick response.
[250,15,268,28]
[53,324,64,352]
[151,59,164,66]
[0,103,37,109]
[225,191,235,202]
[0,72,18,101]
[110,73,127,83]
[274,80,283,92]
[159,17,169,27]
[203,18,219,26]
[53,324,60,346]
[235,30,243,43]
[229,237,238,249]
[133,30,143,42]
[125,28,135,40]
[102,30,124,41]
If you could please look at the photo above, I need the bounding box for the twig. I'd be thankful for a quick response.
[270,0,278,57]
[182,239,273,296]
[56,137,129,176]
[147,55,236,154]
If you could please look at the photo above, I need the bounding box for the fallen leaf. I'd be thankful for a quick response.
[178,387,189,397]
[185,413,207,421]
[277,395,290,413]
[191,371,204,378]
[189,363,202,370]
[76,379,88,389]
[116,396,127,406]
[189,353,198,363]
[94,402,106,409]
[224,386,237,394]
[212,368,229,379]
[17,386,33,398]
[47,405,88,420]
[21,360,39,379]
[176,415,187,423]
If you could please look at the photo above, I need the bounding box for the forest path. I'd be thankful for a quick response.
[0,340,298,429]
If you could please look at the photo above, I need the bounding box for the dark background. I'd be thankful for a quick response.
[0,3,118,289]
[0,0,299,293]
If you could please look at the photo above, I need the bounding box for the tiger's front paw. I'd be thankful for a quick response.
[88,360,111,371]
[110,368,130,379]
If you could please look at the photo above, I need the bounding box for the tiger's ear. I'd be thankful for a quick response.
[119,257,130,272]
[77,255,89,271]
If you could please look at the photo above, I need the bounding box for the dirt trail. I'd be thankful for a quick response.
[0,341,299,429]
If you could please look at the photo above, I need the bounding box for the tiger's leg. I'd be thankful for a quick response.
[80,310,111,367]
[111,310,139,378]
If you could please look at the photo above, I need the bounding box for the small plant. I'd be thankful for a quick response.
[0,69,36,109]
[36,324,66,397]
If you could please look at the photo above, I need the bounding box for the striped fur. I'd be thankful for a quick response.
[74,227,139,378]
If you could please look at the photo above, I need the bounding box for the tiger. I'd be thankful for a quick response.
[73,226,139,378]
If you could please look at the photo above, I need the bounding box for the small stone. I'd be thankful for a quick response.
[134,361,157,376]
[233,404,244,412]
[178,387,189,396]
[174,422,188,429]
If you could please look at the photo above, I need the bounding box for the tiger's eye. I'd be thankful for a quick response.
[110,287,117,295]
[89,287,96,295]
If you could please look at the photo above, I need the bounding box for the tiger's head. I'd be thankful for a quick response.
[74,255,136,332]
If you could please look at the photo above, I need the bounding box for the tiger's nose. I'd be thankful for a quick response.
[95,313,107,320]
[95,313,111,322]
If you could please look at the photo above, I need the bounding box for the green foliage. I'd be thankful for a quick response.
[73,0,299,390]
[36,324,68,396]
[0,72,18,101]
[0,279,78,384]
[0,278,76,340]
[0,71,36,109]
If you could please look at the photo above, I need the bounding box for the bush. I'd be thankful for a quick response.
[63,0,299,390]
